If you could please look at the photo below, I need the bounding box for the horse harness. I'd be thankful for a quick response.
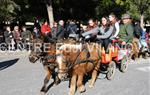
[59,44,101,74]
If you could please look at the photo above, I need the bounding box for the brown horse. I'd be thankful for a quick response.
[131,37,149,59]
[28,39,59,94]
[56,41,101,95]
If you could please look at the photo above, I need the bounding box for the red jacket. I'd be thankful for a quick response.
[41,24,51,35]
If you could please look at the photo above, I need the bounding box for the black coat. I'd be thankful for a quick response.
[4,31,13,44]
[56,25,65,39]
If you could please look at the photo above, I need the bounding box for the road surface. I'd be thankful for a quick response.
[0,51,150,95]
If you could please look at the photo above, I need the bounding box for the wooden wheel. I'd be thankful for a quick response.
[106,61,116,80]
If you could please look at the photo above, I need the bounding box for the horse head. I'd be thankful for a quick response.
[56,40,82,80]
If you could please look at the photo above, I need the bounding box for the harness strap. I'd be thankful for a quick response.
[68,45,89,69]
[44,54,63,60]
[43,62,58,67]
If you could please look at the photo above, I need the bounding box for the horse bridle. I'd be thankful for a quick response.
[30,53,41,61]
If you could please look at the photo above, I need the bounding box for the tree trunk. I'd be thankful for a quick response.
[140,14,144,28]
[46,4,54,27]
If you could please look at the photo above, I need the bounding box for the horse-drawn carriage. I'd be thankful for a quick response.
[100,39,130,80]
[28,37,131,95]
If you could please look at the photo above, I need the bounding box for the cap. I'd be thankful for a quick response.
[122,14,131,19]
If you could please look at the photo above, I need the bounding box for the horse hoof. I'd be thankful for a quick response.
[89,84,94,88]
[39,92,46,95]
[88,80,94,88]
[78,86,86,93]
[68,92,75,95]
[40,87,47,93]
[54,79,61,85]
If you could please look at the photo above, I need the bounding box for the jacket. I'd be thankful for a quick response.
[41,24,51,35]
[12,30,21,42]
[97,26,114,39]
[4,31,13,44]
[118,24,134,43]
[21,30,31,41]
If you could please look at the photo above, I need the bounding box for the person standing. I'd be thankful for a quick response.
[4,26,14,50]
[41,20,52,42]
[41,20,51,35]
[51,21,58,39]
[57,20,65,40]
[21,26,32,43]
[34,19,41,31]
[4,26,13,44]
[12,26,22,50]
[32,27,41,39]
[21,26,32,50]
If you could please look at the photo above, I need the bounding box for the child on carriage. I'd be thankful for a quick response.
[96,13,120,53]
[82,14,120,53]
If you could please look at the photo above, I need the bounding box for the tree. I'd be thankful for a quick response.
[95,0,127,19]
[127,0,150,28]
[43,0,54,27]
[0,0,19,22]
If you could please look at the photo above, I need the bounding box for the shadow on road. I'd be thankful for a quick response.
[0,58,19,70]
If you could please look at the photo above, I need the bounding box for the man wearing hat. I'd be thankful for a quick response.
[118,13,134,45]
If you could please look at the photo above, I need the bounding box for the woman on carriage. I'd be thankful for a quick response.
[96,13,120,52]
[81,19,99,42]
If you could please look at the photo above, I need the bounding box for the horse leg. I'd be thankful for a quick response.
[53,74,60,85]
[132,40,140,59]
[69,74,77,95]
[89,63,99,88]
[41,67,52,92]
[77,74,86,93]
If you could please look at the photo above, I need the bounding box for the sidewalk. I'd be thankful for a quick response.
[129,58,150,64]
[0,50,31,57]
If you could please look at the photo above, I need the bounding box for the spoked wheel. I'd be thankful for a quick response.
[0,44,7,51]
[106,61,116,80]
[120,56,128,73]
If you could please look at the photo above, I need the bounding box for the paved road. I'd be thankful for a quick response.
[0,51,150,95]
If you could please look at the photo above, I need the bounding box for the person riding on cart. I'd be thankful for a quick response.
[118,13,134,46]
[81,19,99,42]
[96,14,120,53]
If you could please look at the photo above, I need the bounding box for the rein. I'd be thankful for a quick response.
[64,45,89,70]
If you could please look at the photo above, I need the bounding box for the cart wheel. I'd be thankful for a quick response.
[106,61,116,80]
[0,44,7,51]
[120,56,128,73]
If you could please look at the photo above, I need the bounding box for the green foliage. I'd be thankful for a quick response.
[95,0,128,19]
[126,0,150,20]
[0,0,19,22]
[0,0,149,23]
